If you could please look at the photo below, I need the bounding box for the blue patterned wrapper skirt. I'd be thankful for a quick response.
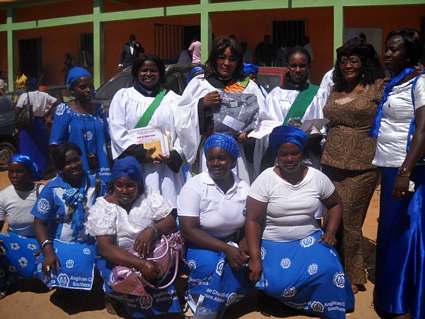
[375,166,425,318]
[256,231,355,319]
[0,232,96,291]
[185,246,253,317]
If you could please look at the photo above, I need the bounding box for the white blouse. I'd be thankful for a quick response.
[249,167,334,242]
[177,172,249,239]
[373,74,425,167]
[86,192,172,250]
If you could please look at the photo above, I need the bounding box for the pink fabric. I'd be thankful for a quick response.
[189,41,201,64]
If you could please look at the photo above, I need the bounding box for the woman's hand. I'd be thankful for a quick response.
[248,257,262,283]
[223,244,248,270]
[43,249,60,273]
[138,260,160,282]
[320,232,337,246]
[236,131,249,143]
[201,91,221,111]
[134,227,157,258]
[392,175,411,199]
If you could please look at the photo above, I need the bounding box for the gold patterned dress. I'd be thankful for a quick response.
[321,79,384,286]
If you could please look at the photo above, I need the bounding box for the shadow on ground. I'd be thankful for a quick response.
[363,238,376,284]
[49,274,106,314]
[224,291,317,318]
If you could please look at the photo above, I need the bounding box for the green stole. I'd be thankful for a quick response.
[283,84,319,125]
[134,89,167,128]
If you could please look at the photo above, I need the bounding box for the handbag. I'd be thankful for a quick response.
[15,92,33,129]
[110,232,184,296]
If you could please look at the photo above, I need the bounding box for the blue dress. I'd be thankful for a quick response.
[49,103,111,183]
[29,174,102,290]
[375,166,425,318]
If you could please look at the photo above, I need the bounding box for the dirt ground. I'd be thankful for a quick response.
[0,171,380,319]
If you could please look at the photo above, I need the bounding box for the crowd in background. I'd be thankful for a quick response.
[0,27,424,319]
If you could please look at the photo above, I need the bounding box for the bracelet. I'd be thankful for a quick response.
[397,167,411,177]
[40,239,53,250]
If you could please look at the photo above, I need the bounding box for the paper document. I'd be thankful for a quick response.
[248,120,281,139]
[129,127,170,157]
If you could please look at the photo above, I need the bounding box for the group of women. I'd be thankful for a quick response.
[0,28,424,319]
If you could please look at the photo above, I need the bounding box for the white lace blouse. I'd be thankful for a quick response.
[86,192,172,250]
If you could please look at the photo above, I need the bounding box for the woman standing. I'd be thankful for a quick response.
[321,37,385,294]
[176,36,265,184]
[32,143,101,291]
[109,55,185,206]
[49,66,111,183]
[245,126,354,319]
[254,46,325,173]
[372,29,425,319]
[178,134,251,319]
[87,156,182,318]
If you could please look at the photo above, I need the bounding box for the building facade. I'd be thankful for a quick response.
[0,0,424,89]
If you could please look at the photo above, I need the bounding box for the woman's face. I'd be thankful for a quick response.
[288,52,309,84]
[276,143,303,173]
[339,54,362,84]
[61,149,83,182]
[138,60,160,89]
[384,35,408,75]
[112,176,139,207]
[206,147,234,180]
[216,47,238,79]
[8,162,33,189]
[72,77,93,102]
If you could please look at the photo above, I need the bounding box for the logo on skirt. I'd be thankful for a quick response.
[215,259,225,276]
[282,287,297,298]
[138,295,153,309]
[280,258,291,269]
[333,272,345,288]
[311,301,325,313]
[300,236,315,248]
[307,263,318,275]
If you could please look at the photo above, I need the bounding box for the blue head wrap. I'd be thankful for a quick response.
[66,66,92,87]
[269,125,308,154]
[204,133,240,159]
[10,154,41,180]
[111,156,143,188]
[187,66,204,84]
[243,63,259,75]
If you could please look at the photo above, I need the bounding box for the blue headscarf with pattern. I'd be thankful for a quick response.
[10,154,41,180]
[66,66,92,87]
[204,133,240,159]
[269,125,308,154]
[111,156,143,189]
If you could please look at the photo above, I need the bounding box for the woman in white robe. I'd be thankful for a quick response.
[109,55,185,206]
[254,46,328,175]
[175,37,265,184]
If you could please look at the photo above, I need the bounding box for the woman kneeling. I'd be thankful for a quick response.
[178,134,252,319]
[245,126,354,319]
[87,156,182,318]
